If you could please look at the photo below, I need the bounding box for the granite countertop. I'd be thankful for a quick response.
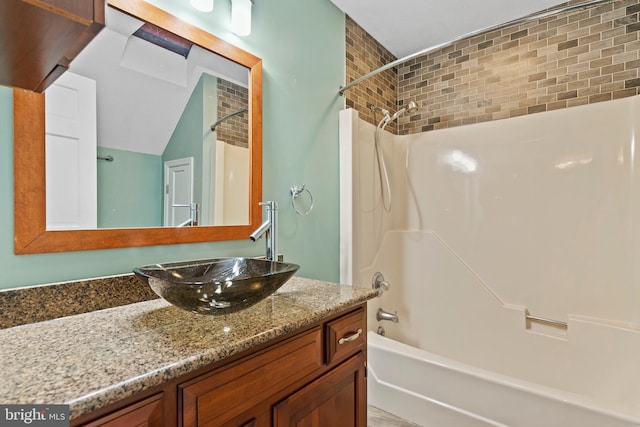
[0,276,377,419]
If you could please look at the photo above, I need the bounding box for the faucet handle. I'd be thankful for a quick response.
[372,272,390,293]
[259,201,277,210]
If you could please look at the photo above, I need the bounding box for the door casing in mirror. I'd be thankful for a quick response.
[13,0,262,254]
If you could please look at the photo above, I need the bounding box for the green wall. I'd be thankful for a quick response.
[163,74,207,215]
[97,147,163,228]
[0,0,346,290]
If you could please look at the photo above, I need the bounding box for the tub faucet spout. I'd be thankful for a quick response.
[249,201,278,261]
[377,308,399,323]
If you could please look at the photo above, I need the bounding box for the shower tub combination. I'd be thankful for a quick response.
[340,96,640,426]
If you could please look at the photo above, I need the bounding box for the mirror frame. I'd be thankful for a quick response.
[13,0,262,254]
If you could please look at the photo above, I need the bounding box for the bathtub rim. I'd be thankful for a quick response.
[367,331,640,424]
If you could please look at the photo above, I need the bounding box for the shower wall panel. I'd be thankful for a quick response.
[401,95,640,324]
[341,94,640,327]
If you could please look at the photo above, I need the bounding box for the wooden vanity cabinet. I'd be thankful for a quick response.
[73,304,367,427]
[0,0,104,92]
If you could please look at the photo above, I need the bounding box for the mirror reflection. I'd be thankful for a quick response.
[44,7,250,231]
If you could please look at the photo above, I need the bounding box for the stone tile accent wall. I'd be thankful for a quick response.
[398,0,640,134]
[345,16,398,134]
[217,79,249,148]
[345,0,640,135]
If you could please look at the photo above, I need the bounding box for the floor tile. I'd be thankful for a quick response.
[368,405,422,427]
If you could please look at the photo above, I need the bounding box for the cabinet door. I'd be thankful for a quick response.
[273,353,366,427]
[180,328,323,427]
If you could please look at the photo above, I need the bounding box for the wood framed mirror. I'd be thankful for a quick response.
[14,0,262,254]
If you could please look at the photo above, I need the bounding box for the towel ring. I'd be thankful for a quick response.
[290,184,314,216]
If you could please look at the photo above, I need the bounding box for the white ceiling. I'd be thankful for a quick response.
[330,0,570,58]
[65,8,249,155]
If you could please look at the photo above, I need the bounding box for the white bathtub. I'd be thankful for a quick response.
[368,331,640,427]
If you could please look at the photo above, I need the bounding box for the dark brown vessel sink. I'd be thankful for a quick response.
[133,257,300,315]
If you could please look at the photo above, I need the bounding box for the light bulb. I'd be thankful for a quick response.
[231,0,252,36]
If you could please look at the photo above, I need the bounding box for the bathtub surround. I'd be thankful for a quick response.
[346,0,640,135]
[340,94,640,424]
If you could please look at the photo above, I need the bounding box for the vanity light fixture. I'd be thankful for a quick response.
[231,0,253,36]
[191,0,214,12]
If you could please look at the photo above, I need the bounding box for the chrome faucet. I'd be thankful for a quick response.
[377,308,399,323]
[173,203,199,227]
[249,201,278,261]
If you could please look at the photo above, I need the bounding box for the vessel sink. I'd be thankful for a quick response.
[133,257,300,315]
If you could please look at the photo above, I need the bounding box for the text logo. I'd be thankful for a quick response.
[0,405,69,426]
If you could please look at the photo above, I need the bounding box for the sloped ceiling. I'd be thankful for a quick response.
[65,8,249,156]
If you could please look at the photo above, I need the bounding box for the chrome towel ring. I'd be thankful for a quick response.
[290,184,314,216]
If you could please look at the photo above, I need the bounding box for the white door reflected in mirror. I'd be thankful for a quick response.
[45,72,97,230]
[164,157,195,227]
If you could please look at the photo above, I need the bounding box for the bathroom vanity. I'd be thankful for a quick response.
[0,276,376,427]
[0,0,374,424]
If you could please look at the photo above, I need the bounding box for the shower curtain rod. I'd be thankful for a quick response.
[338,0,615,96]
[210,108,248,131]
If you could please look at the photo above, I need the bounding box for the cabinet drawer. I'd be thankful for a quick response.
[180,327,322,427]
[80,393,163,427]
[325,308,366,365]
